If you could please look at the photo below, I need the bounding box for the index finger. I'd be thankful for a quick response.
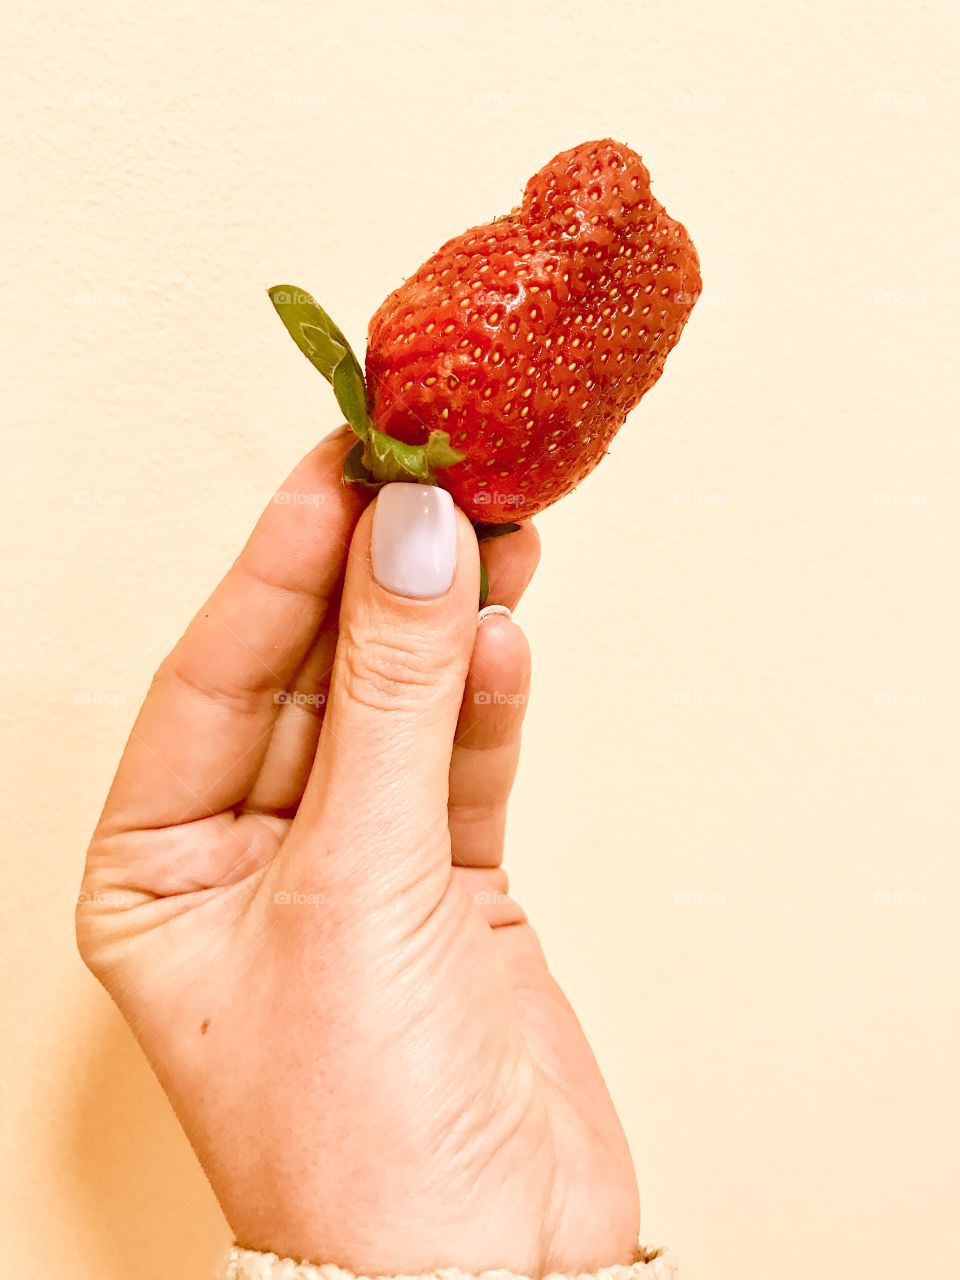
[97,429,369,836]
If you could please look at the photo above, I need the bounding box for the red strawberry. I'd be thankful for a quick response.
[269,138,700,524]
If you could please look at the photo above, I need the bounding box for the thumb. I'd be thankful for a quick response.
[292,482,480,888]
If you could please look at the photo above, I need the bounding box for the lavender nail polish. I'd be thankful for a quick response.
[371,484,457,599]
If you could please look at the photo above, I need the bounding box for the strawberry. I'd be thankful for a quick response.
[269,138,700,524]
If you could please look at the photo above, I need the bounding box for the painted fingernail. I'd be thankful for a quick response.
[372,483,457,599]
[478,604,513,624]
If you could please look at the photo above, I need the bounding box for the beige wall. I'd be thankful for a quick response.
[2,2,957,1276]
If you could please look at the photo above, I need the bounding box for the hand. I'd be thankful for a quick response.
[77,429,640,1275]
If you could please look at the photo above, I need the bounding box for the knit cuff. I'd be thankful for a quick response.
[220,1245,679,1280]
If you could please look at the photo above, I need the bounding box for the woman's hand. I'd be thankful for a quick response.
[76,429,639,1276]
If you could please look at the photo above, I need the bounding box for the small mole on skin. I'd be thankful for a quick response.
[200,1018,210,1035]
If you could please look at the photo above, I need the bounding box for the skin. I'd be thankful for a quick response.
[76,428,640,1276]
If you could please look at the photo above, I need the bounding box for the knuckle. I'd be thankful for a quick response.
[338,621,453,713]
[75,842,126,979]
[74,884,105,975]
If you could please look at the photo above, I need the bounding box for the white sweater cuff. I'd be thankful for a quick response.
[220,1245,679,1280]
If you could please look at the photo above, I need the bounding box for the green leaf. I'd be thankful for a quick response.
[302,323,345,374]
[267,285,359,385]
[267,282,372,438]
[332,353,372,438]
[474,521,522,541]
[479,561,490,607]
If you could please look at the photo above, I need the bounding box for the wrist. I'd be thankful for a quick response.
[221,1242,677,1280]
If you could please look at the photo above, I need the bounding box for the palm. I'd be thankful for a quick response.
[86,814,637,1273]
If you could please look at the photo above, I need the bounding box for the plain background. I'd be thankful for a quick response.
[2,2,958,1277]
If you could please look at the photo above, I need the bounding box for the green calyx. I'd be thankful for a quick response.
[473,521,522,542]
[267,284,464,489]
